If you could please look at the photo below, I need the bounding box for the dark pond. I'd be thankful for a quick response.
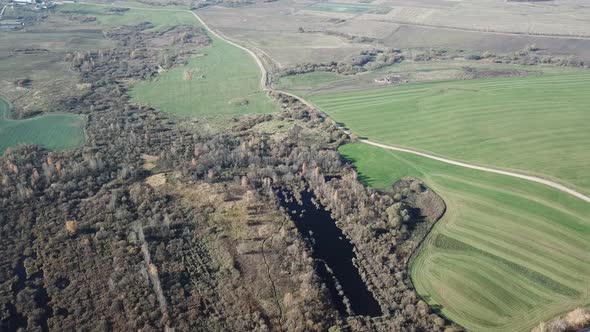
[277,188,382,317]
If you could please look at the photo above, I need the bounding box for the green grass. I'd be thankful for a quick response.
[0,98,85,154]
[339,143,590,332]
[277,72,342,92]
[131,37,277,117]
[62,3,278,117]
[312,72,590,195]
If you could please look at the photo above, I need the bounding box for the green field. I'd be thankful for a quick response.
[131,37,277,117]
[278,72,342,93]
[0,98,85,154]
[276,61,576,97]
[339,143,590,332]
[306,2,388,14]
[58,3,197,28]
[311,72,590,195]
[58,3,277,117]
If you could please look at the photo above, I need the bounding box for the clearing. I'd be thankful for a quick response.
[131,36,276,117]
[311,71,590,195]
[59,3,278,117]
[339,143,590,332]
[0,97,85,154]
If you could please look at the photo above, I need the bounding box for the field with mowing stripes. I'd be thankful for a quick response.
[339,143,590,332]
[311,72,590,195]
[0,98,85,154]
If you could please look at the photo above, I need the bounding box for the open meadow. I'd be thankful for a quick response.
[0,6,114,152]
[339,143,590,332]
[311,72,590,195]
[0,97,85,154]
[57,3,197,27]
[0,5,115,117]
[59,3,278,117]
[130,35,277,117]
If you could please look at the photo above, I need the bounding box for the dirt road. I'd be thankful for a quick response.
[192,9,590,204]
[361,140,590,204]
[79,2,590,204]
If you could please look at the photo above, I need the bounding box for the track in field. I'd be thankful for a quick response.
[311,72,590,196]
[340,143,590,332]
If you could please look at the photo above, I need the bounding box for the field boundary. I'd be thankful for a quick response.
[360,140,590,204]
[375,20,590,40]
[77,2,590,205]
[191,6,590,205]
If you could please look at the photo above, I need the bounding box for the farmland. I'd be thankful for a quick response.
[197,3,373,66]
[339,143,590,332]
[311,72,590,195]
[0,97,85,154]
[1,0,589,330]
[59,3,278,117]
[276,60,571,96]
[197,0,590,70]
[0,7,115,117]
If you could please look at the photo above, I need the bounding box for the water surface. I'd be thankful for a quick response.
[277,188,382,317]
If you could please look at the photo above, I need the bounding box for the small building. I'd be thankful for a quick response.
[13,0,35,4]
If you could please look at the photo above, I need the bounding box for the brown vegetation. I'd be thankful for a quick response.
[532,307,590,332]
[0,12,459,332]
[277,48,403,78]
[64,220,78,235]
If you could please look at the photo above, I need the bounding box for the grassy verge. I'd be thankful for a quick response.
[339,143,590,331]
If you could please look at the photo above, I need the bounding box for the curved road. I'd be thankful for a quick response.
[79,2,590,204]
[360,140,590,204]
[190,9,590,205]
[193,9,590,205]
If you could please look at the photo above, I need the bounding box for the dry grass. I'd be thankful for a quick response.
[0,13,115,116]
[183,69,195,80]
[198,0,590,69]
[65,220,78,235]
[565,307,590,329]
[141,154,160,170]
[532,307,590,332]
[145,173,167,187]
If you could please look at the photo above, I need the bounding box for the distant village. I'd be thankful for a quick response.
[0,0,57,30]
[8,0,55,10]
